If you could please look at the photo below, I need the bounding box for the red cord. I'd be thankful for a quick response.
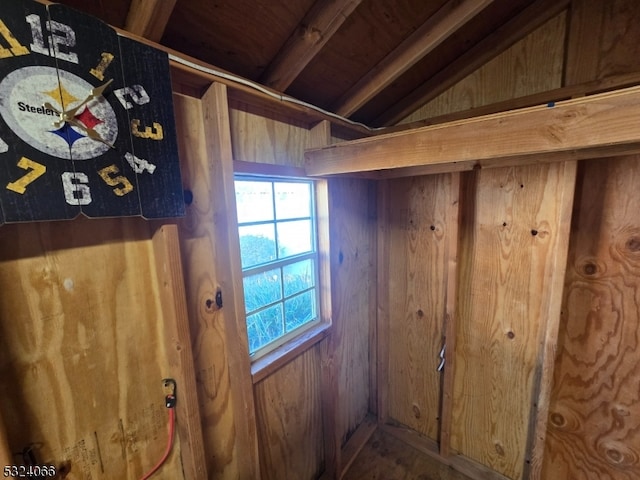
[139,398,176,480]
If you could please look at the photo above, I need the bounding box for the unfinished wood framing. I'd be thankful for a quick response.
[333,0,495,117]
[124,0,177,42]
[306,86,640,177]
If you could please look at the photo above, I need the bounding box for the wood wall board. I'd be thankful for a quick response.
[253,346,324,480]
[0,412,10,470]
[401,12,566,124]
[522,161,577,480]
[305,86,640,177]
[151,224,208,480]
[0,217,184,479]
[385,174,452,440]
[376,180,390,425]
[173,88,260,479]
[328,178,377,446]
[229,104,313,167]
[564,0,640,85]
[451,162,577,479]
[439,172,462,458]
[543,156,640,480]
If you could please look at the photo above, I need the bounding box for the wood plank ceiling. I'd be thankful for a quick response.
[52,0,567,128]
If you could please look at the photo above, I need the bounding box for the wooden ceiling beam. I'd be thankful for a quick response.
[331,0,496,118]
[124,0,177,42]
[260,0,363,92]
[305,86,640,177]
[377,0,570,126]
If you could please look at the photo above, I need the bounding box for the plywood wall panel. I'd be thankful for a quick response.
[543,156,640,480]
[385,174,451,440]
[402,12,566,124]
[0,218,184,479]
[229,103,311,166]
[451,163,575,480]
[328,178,376,446]
[254,346,324,480]
[565,0,640,85]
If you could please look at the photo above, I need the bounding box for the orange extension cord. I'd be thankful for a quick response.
[140,383,177,480]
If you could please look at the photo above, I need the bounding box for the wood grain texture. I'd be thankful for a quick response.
[151,225,208,479]
[543,156,640,480]
[343,427,473,480]
[333,0,497,117]
[402,12,566,123]
[0,218,184,479]
[451,163,577,479]
[385,174,452,440]
[173,89,260,479]
[124,0,177,42]
[229,104,312,166]
[565,0,640,85]
[328,178,376,446]
[305,86,640,177]
[0,411,10,469]
[254,346,324,480]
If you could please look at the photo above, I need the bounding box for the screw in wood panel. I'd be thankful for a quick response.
[531,229,538,236]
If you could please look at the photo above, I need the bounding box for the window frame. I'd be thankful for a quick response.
[233,161,331,379]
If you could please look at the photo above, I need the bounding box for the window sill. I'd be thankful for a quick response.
[250,322,332,384]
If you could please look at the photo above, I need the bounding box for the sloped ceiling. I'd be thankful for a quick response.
[52,0,568,127]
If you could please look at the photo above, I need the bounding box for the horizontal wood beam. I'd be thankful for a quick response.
[260,0,363,92]
[376,0,570,126]
[305,86,640,177]
[333,0,495,118]
[124,0,177,42]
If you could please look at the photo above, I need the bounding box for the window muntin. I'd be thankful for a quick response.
[235,176,320,356]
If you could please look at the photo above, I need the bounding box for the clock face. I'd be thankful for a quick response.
[0,0,185,224]
[0,66,117,160]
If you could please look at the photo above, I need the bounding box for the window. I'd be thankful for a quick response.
[234,175,320,357]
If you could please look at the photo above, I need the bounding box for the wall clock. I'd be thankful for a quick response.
[0,0,185,223]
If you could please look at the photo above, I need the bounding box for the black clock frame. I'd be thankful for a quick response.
[0,0,185,224]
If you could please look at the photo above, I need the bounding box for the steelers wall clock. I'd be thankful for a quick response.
[0,0,185,224]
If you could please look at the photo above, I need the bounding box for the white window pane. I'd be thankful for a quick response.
[283,259,315,297]
[235,180,274,223]
[277,220,312,258]
[246,304,284,353]
[274,182,311,220]
[239,224,276,268]
[284,290,316,332]
[243,268,282,313]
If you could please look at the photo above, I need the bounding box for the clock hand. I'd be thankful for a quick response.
[65,118,115,149]
[45,78,114,127]
[65,78,113,118]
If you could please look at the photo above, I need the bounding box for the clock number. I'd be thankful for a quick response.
[0,19,29,58]
[6,157,46,194]
[131,120,164,140]
[26,14,78,64]
[114,85,150,110]
[98,164,134,196]
[90,52,115,81]
[61,171,91,205]
[125,152,156,174]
